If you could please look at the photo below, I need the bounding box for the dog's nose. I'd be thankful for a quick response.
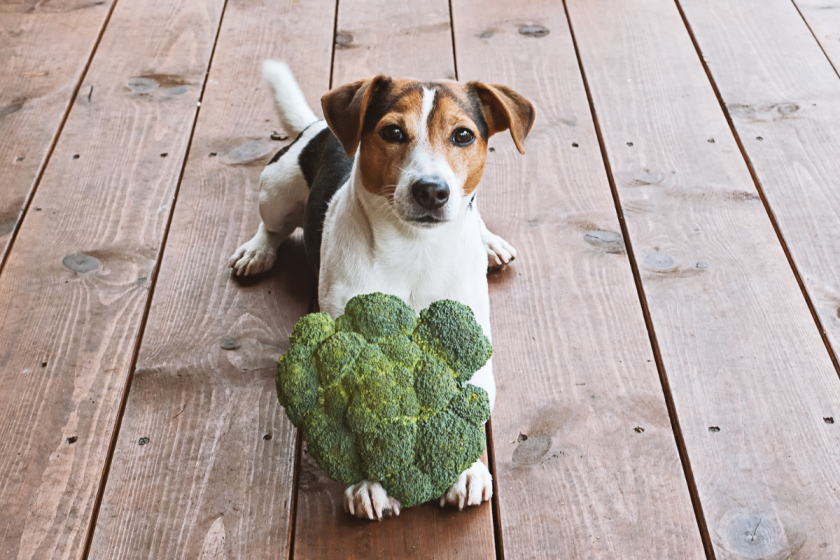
[411,179,450,210]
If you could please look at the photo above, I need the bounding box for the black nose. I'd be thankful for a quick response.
[411,179,450,210]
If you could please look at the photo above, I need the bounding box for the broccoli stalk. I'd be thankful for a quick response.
[275,293,492,507]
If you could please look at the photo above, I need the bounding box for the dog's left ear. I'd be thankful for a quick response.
[469,83,536,154]
[321,76,389,158]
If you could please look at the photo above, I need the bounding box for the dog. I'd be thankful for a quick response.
[229,60,535,520]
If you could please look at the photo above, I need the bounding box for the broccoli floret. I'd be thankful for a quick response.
[290,312,335,347]
[276,344,319,425]
[417,410,485,498]
[414,354,457,413]
[449,382,493,426]
[276,293,492,508]
[337,292,417,341]
[413,299,492,382]
[302,408,364,483]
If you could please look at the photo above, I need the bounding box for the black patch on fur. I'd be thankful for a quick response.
[268,143,291,165]
[268,123,314,164]
[463,86,490,141]
[298,127,353,275]
[425,85,489,142]
[468,193,476,210]
[360,77,400,136]
[360,81,488,143]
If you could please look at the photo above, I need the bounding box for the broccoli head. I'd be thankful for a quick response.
[275,293,492,507]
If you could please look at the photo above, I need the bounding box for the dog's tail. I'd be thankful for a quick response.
[262,60,319,136]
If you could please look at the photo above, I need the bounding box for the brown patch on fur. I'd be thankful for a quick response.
[470,82,536,154]
[358,82,424,197]
[324,76,535,201]
[427,86,487,195]
[321,75,388,157]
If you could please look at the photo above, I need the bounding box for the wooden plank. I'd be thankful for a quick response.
[451,1,706,558]
[330,0,456,85]
[291,0,496,558]
[0,0,114,264]
[296,449,495,559]
[679,0,840,390]
[86,0,335,557]
[565,0,840,558]
[0,0,224,557]
[793,0,840,73]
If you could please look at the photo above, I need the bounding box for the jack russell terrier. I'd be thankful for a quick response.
[229,60,535,520]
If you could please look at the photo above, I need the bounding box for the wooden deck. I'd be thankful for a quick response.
[2,0,840,558]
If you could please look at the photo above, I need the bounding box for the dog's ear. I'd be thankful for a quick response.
[321,76,389,158]
[469,82,536,154]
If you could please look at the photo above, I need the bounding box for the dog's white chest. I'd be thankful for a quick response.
[318,182,489,321]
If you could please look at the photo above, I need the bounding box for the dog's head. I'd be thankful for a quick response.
[321,77,535,226]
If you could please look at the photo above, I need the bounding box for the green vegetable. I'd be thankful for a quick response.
[276,292,492,507]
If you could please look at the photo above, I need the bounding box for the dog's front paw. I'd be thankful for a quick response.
[228,238,276,276]
[482,231,517,269]
[344,480,401,521]
[439,461,493,510]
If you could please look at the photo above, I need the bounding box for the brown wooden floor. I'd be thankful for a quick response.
[2,0,840,558]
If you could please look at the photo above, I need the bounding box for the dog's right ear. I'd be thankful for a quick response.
[321,76,389,158]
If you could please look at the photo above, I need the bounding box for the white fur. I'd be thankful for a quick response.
[392,88,464,223]
[231,64,515,520]
[344,480,401,520]
[262,60,319,135]
[228,121,328,275]
[439,461,494,509]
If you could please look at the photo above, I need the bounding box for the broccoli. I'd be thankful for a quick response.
[276,292,492,507]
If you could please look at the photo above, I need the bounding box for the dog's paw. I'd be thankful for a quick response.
[344,480,401,521]
[482,231,517,269]
[439,461,493,510]
[228,238,276,276]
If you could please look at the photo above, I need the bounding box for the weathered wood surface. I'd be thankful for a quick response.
[87,0,336,557]
[291,0,497,558]
[566,0,840,558]
[295,448,496,559]
[332,0,455,87]
[0,0,224,557]
[678,0,840,372]
[793,0,840,73]
[0,0,114,265]
[330,0,456,85]
[452,1,706,558]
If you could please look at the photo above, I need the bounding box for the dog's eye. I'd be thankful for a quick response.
[451,128,476,147]
[380,125,406,143]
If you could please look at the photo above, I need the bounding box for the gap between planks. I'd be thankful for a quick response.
[444,6,503,558]
[80,0,233,556]
[276,0,341,555]
[789,0,840,80]
[288,288,320,560]
[671,0,840,382]
[562,1,715,557]
[0,0,119,276]
[485,417,504,560]
[328,0,341,89]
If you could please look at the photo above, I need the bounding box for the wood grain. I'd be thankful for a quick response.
[793,0,840,73]
[0,0,114,264]
[565,0,840,557]
[678,0,840,385]
[296,446,496,559]
[0,0,224,557]
[86,0,335,557]
[330,0,456,85]
[451,1,706,558]
[291,0,497,558]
